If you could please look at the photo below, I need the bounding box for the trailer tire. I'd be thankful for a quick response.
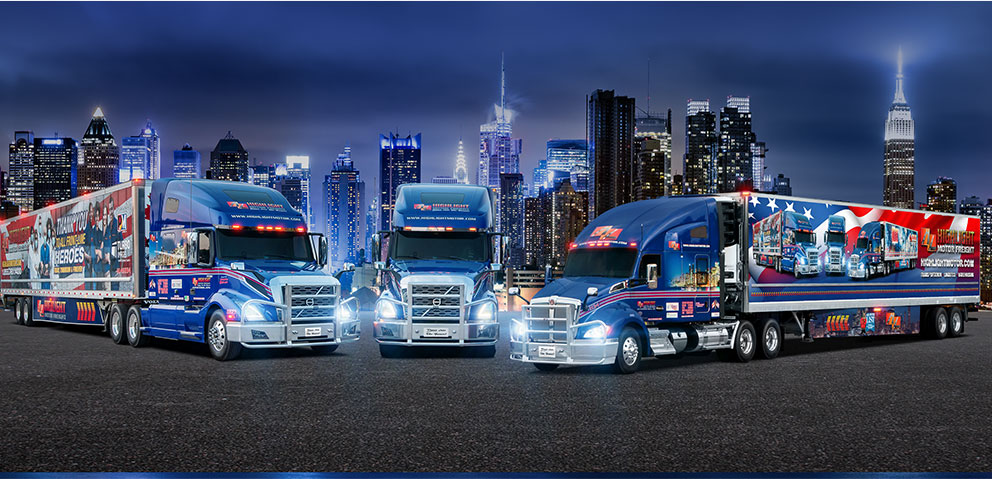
[21,298,34,327]
[718,320,756,363]
[612,327,642,374]
[948,307,965,338]
[126,305,150,347]
[310,344,339,355]
[534,363,559,372]
[109,304,128,345]
[13,298,23,324]
[206,311,241,360]
[757,318,781,359]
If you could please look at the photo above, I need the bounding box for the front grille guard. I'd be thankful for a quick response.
[511,300,609,346]
[377,296,497,325]
[239,295,349,343]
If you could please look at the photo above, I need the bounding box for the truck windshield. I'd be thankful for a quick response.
[390,230,489,262]
[216,230,315,262]
[563,248,638,278]
[826,231,846,245]
[794,230,814,245]
[856,237,869,250]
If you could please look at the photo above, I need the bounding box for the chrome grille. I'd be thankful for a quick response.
[523,302,574,344]
[286,284,337,325]
[829,250,841,262]
[808,250,818,262]
[409,283,463,323]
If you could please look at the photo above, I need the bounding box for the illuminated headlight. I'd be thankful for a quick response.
[242,303,266,322]
[798,255,808,265]
[337,302,356,322]
[579,324,609,340]
[375,300,401,320]
[470,301,497,322]
[510,321,526,341]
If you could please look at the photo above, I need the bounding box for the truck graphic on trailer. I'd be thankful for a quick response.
[847,221,918,279]
[823,215,847,275]
[753,210,820,277]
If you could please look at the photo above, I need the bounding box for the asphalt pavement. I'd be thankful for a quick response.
[0,309,989,472]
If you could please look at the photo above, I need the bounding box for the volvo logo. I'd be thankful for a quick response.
[432,297,442,307]
[305,298,315,307]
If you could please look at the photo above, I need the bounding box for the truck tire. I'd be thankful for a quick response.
[612,327,642,374]
[21,298,34,327]
[924,307,949,340]
[206,310,241,361]
[718,320,756,363]
[947,307,965,338]
[379,344,405,358]
[757,318,781,359]
[14,298,23,325]
[109,304,128,345]
[126,305,151,347]
[310,344,339,355]
[534,363,559,372]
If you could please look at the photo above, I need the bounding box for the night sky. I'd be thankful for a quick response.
[2,2,991,221]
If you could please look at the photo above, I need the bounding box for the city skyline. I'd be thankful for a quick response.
[0,3,990,205]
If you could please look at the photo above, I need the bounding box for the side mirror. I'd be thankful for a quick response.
[508,287,520,296]
[490,263,502,272]
[581,286,599,311]
[342,262,356,272]
[374,261,387,270]
[646,264,659,289]
[318,235,328,267]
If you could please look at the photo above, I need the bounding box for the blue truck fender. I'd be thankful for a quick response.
[204,289,259,326]
[587,300,650,353]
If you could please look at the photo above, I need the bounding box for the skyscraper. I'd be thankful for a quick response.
[33,137,77,209]
[959,196,984,216]
[634,110,672,199]
[478,55,521,191]
[683,100,717,195]
[523,179,588,269]
[286,155,314,228]
[431,176,457,184]
[883,48,916,209]
[173,144,201,179]
[379,132,422,230]
[926,177,957,213]
[453,138,469,184]
[717,96,755,192]
[325,146,365,268]
[120,135,151,181]
[273,176,303,214]
[541,139,588,192]
[209,131,250,182]
[751,141,767,191]
[248,162,271,188]
[773,173,792,196]
[587,89,635,219]
[499,172,525,268]
[140,121,161,179]
[78,108,120,195]
[8,131,35,213]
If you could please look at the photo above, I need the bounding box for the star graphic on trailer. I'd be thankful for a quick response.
[785,202,795,213]
[803,207,813,220]
[749,195,760,207]
[766,198,778,211]
[748,212,755,219]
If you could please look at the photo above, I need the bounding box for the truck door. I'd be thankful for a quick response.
[148,229,189,332]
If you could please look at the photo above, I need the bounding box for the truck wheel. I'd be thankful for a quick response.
[126,305,151,347]
[534,363,559,372]
[612,327,642,374]
[310,344,339,355]
[206,311,241,360]
[379,344,405,358]
[109,304,128,345]
[718,320,756,362]
[947,307,965,337]
[924,307,948,340]
[13,298,23,324]
[757,319,781,359]
[22,298,34,327]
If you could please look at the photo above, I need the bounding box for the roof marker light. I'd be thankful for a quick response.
[296,226,306,233]
[265,226,274,231]
[404,227,413,231]
[275,226,284,231]
[232,225,242,230]
[445,227,453,231]
[469,227,477,232]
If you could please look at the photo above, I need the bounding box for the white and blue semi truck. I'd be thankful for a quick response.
[1,179,360,360]
[509,193,979,373]
[371,183,501,357]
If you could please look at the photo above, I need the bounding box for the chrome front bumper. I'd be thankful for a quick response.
[509,337,618,365]
[227,318,360,348]
[373,319,498,346]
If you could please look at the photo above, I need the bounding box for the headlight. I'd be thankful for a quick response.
[337,301,355,322]
[510,321,526,341]
[798,254,808,265]
[242,302,266,322]
[470,301,497,322]
[375,300,401,320]
[579,323,608,339]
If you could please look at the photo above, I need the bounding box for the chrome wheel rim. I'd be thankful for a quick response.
[128,313,138,339]
[208,320,226,352]
[621,336,639,366]
[740,328,754,355]
[112,313,121,338]
[951,312,962,333]
[764,325,779,353]
[937,313,947,334]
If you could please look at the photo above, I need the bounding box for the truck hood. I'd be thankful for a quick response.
[391,259,491,277]
[225,260,326,284]
[533,276,621,302]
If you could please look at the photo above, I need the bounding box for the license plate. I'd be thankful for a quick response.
[538,345,556,358]
[304,327,322,337]
[423,327,449,338]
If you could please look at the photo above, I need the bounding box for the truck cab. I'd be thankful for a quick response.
[823,215,847,275]
[509,196,741,373]
[372,184,500,357]
[145,179,360,360]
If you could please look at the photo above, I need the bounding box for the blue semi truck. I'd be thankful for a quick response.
[823,215,847,275]
[371,183,500,357]
[753,210,820,277]
[509,193,978,373]
[1,179,359,360]
[847,221,918,279]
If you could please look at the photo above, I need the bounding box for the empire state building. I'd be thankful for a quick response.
[883,48,915,209]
